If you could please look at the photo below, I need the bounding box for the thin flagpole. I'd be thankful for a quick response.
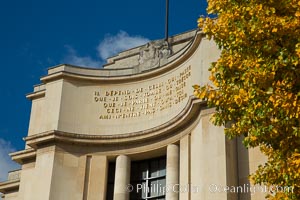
[165,0,169,42]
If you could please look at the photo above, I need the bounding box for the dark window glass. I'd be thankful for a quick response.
[106,162,115,200]
[106,157,166,200]
[130,156,166,200]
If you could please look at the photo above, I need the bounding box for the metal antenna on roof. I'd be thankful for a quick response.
[165,0,169,42]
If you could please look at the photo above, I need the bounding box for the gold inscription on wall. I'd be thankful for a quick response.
[94,66,191,120]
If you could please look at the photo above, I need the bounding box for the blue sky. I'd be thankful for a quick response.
[0,0,207,181]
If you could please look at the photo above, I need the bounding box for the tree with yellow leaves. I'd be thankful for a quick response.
[194,0,300,199]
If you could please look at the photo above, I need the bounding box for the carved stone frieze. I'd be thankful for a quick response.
[137,40,172,72]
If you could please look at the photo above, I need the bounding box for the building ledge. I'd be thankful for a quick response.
[26,89,46,100]
[0,180,20,194]
[10,148,36,164]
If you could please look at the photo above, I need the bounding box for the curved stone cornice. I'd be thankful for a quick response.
[39,31,203,84]
[25,97,207,148]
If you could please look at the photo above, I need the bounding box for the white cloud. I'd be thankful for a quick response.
[97,31,150,60]
[62,46,102,68]
[62,31,149,68]
[0,139,19,182]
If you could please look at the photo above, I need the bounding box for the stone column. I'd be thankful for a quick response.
[113,155,131,200]
[86,156,108,200]
[180,135,190,200]
[166,144,179,200]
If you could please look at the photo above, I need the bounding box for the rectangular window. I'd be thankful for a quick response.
[106,156,166,200]
[130,157,166,200]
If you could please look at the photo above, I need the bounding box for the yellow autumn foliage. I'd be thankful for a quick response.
[194,0,300,199]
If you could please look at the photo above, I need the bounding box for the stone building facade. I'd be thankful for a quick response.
[0,30,266,200]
